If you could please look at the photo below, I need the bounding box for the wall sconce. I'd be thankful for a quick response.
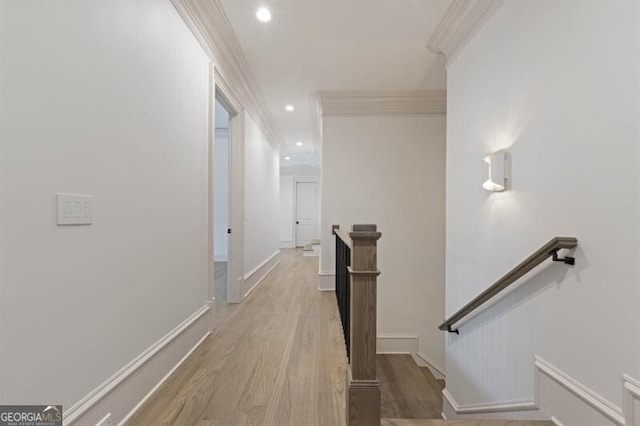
[483,150,508,192]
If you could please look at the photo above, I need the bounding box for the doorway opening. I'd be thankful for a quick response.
[213,98,231,304]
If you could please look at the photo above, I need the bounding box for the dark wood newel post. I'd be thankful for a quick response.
[346,224,381,425]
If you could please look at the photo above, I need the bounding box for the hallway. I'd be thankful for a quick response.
[129,249,347,425]
[2,1,639,424]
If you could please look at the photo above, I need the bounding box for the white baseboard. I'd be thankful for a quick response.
[377,334,418,354]
[443,356,635,424]
[279,240,294,249]
[443,388,541,420]
[318,271,335,291]
[243,251,280,298]
[623,375,640,426]
[415,351,446,381]
[119,332,209,425]
[206,298,215,333]
[64,305,210,425]
[535,356,625,425]
[375,335,445,381]
[213,254,228,262]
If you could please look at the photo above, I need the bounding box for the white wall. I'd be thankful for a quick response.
[280,165,321,177]
[321,116,446,373]
[244,113,280,275]
[214,128,229,260]
[0,0,209,409]
[445,0,640,417]
[279,176,295,248]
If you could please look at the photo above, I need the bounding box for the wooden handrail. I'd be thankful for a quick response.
[439,236,578,334]
[333,225,353,249]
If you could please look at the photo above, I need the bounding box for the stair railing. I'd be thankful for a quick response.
[439,236,578,334]
[333,225,352,358]
[333,224,381,426]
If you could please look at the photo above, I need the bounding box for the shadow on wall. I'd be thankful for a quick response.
[448,244,587,335]
[444,246,588,406]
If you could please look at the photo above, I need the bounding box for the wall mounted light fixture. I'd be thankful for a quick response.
[483,150,508,192]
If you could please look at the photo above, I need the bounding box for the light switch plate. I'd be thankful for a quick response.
[56,193,94,225]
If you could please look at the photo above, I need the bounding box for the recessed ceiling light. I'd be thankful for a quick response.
[284,156,291,160]
[256,7,272,22]
[285,105,294,112]
[296,142,303,146]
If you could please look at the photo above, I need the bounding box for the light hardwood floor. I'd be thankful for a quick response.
[128,249,347,425]
[127,249,550,426]
[378,354,444,419]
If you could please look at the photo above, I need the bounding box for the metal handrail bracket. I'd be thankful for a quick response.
[439,237,578,334]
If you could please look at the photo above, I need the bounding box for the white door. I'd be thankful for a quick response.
[295,182,319,247]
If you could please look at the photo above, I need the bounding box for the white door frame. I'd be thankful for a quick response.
[211,68,244,304]
[206,63,216,312]
[292,176,320,248]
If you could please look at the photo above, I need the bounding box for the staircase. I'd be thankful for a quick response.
[302,238,320,256]
[378,354,444,418]
[378,354,552,426]
[332,224,553,426]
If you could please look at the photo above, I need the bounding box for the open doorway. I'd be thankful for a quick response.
[213,98,231,304]
[212,80,244,308]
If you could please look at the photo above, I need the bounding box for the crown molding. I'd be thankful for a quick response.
[214,68,242,117]
[317,90,446,117]
[171,0,283,151]
[427,0,504,64]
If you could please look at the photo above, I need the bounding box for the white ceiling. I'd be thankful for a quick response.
[220,0,452,166]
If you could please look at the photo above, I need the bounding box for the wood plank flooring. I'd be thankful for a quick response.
[378,354,444,419]
[128,249,551,426]
[128,249,347,426]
